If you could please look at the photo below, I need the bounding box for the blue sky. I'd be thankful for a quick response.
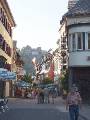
[7,0,68,50]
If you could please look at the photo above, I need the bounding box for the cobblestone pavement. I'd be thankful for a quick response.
[0,98,83,120]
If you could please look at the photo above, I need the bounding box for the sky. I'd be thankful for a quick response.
[7,0,68,50]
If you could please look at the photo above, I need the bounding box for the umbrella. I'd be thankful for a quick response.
[0,68,16,80]
[0,68,8,79]
[4,71,16,80]
[0,68,7,73]
[15,81,31,88]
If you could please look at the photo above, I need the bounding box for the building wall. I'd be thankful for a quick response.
[54,56,61,75]
[0,0,15,27]
[0,0,15,97]
[59,21,68,71]
[69,51,90,66]
[59,22,66,36]
[67,17,90,26]
[68,25,90,66]
[0,0,14,64]
[0,22,13,64]
[72,67,90,102]
[5,82,9,97]
[67,16,90,101]
[69,26,90,33]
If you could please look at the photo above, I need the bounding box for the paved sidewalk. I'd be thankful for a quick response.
[57,97,90,120]
[79,105,90,120]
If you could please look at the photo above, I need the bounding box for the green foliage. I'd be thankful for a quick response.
[43,77,53,84]
[22,74,32,83]
[60,70,69,92]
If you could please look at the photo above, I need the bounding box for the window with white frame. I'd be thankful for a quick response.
[77,33,83,50]
[88,33,90,49]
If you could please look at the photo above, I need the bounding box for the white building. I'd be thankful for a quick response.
[60,0,90,102]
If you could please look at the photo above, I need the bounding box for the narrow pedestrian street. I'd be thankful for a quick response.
[0,97,83,120]
[0,0,90,120]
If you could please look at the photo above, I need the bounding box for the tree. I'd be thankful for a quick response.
[43,77,53,84]
[22,74,32,83]
[60,69,69,93]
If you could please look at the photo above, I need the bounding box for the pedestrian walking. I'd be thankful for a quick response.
[55,87,58,97]
[44,87,49,104]
[37,88,41,104]
[50,88,56,104]
[66,86,82,120]
[39,89,44,104]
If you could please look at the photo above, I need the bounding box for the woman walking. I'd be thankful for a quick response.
[66,87,82,120]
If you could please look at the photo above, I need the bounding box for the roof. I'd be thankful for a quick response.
[1,0,16,27]
[66,0,90,17]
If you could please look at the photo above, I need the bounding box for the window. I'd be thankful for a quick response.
[88,33,90,49]
[0,8,3,22]
[77,33,83,50]
[72,33,76,51]
[68,34,72,52]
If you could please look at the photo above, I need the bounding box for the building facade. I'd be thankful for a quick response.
[59,22,68,73]
[15,51,25,81]
[53,47,61,84]
[60,0,90,102]
[0,0,16,97]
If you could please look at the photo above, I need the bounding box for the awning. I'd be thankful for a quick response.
[4,71,16,80]
[0,68,7,73]
[0,68,8,79]
[15,81,31,88]
[0,68,16,80]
